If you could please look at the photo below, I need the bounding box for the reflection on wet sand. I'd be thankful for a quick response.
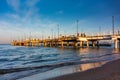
[77,62,104,72]
[18,62,105,80]
[112,48,120,54]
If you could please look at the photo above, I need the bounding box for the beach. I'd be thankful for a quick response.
[48,59,120,80]
[17,58,120,80]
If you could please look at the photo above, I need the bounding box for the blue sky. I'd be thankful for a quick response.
[0,0,120,44]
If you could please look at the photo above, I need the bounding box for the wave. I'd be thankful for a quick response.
[80,53,115,59]
[0,53,118,71]
[0,58,110,75]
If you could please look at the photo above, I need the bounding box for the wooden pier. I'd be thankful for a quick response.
[11,34,120,48]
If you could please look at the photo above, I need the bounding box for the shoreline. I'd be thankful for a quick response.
[48,59,120,80]
[17,62,104,80]
[17,61,106,80]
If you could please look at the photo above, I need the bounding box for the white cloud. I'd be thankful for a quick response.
[0,21,24,44]
[6,0,40,18]
[5,0,41,28]
[6,14,20,19]
[7,0,20,12]
[56,10,63,14]
[1,0,78,44]
[0,15,59,44]
[26,0,40,7]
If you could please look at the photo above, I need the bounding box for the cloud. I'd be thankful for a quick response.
[56,10,63,14]
[26,0,40,7]
[6,14,20,19]
[6,0,41,26]
[0,20,24,44]
[21,0,40,23]
[0,14,59,44]
[1,0,71,44]
[7,0,20,12]
[6,0,40,18]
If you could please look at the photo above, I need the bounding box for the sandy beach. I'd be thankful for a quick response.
[17,59,120,80]
[48,59,120,80]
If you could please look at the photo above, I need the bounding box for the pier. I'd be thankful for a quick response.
[11,33,120,48]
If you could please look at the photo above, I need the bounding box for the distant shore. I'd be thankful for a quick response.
[48,59,120,80]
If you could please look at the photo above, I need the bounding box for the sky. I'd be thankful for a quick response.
[0,0,120,44]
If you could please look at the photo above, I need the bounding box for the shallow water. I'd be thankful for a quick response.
[0,44,120,80]
[18,62,105,80]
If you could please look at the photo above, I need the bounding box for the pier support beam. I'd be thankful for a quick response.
[19,42,22,46]
[61,41,64,48]
[86,41,89,48]
[57,42,59,47]
[92,41,95,48]
[28,42,31,46]
[54,42,57,47]
[25,42,29,46]
[44,42,47,47]
[51,41,53,47]
[32,42,35,46]
[74,42,78,48]
[52,42,54,47]
[49,42,52,47]
[114,39,118,48]
[38,43,41,47]
[119,40,120,49]
[80,41,83,48]
[24,42,27,46]
[67,42,69,48]
[97,41,99,48]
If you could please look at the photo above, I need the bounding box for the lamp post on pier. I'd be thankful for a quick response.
[76,20,79,37]
[58,24,59,39]
[112,16,114,35]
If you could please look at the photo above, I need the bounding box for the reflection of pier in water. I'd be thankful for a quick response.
[57,62,104,75]
[77,62,104,72]
[12,34,120,48]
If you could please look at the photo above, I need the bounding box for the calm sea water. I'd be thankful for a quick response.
[0,44,120,80]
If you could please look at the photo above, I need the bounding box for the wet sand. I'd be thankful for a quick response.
[48,59,120,80]
[18,62,103,80]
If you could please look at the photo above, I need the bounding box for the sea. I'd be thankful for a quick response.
[0,44,120,80]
